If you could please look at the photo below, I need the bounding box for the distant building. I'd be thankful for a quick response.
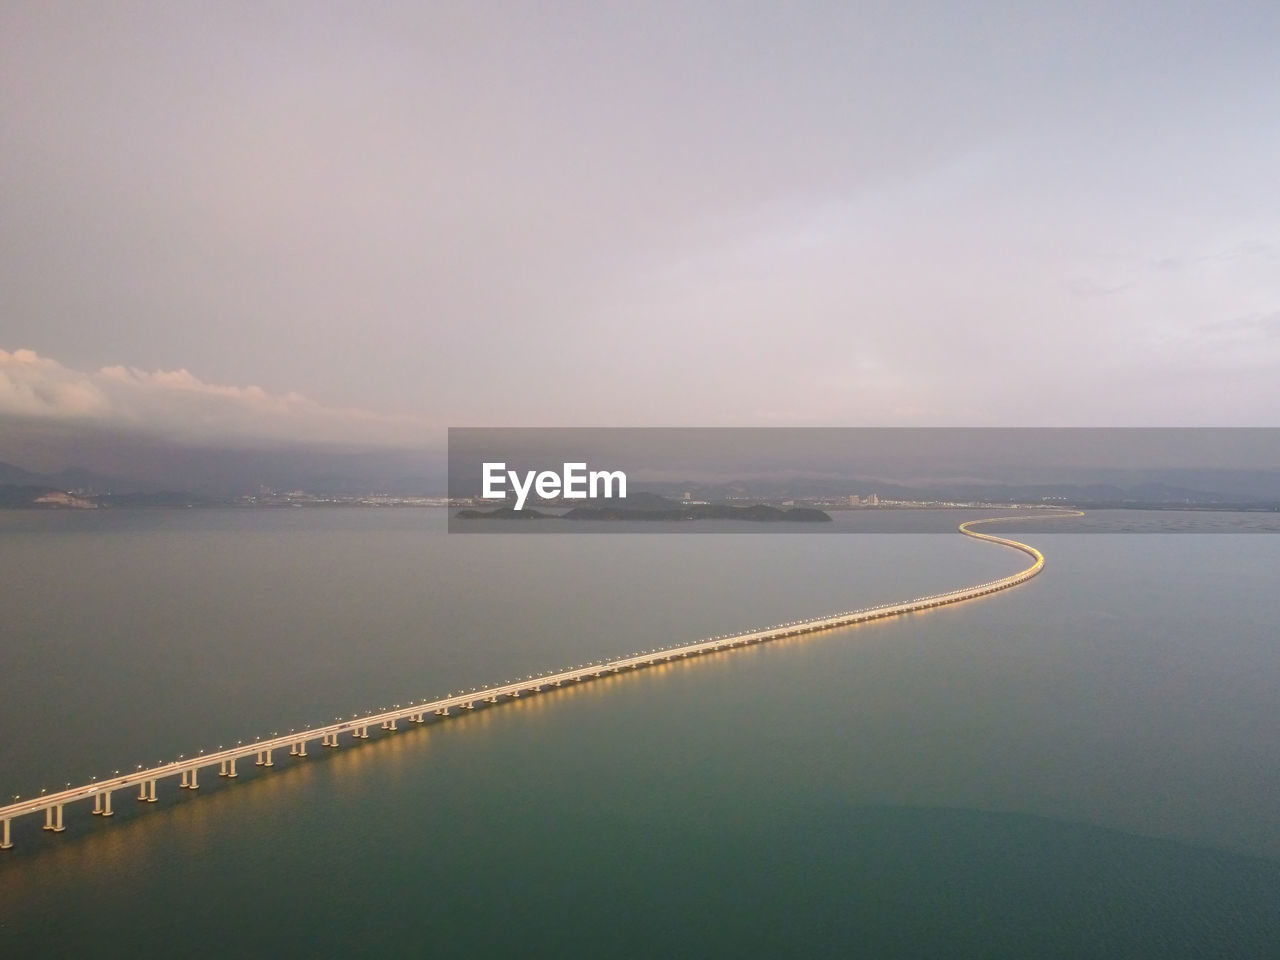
[849,495,861,505]
[867,493,879,505]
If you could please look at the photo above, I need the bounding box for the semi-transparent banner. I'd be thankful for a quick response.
[447,428,1280,533]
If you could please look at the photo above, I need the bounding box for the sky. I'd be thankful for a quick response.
[3,0,1279,460]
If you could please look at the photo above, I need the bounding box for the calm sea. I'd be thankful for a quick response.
[1,508,1277,957]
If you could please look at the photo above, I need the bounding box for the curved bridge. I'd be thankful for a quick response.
[0,508,1082,850]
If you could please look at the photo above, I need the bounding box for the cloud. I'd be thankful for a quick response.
[0,347,425,447]
[1198,310,1280,341]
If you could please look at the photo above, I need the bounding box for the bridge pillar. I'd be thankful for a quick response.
[102,790,113,816]
[180,770,190,788]
[93,792,104,814]
[263,749,273,767]
[289,743,298,755]
[485,695,498,703]
[357,727,368,738]
[509,690,520,697]
[463,702,474,710]
[189,769,198,790]
[435,707,450,716]
[1,818,10,850]
[388,718,397,730]
[227,758,238,777]
[297,740,307,757]
[43,805,65,832]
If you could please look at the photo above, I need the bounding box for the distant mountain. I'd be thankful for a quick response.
[0,460,134,494]
[0,461,43,485]
[0,484,59,508]
[637,474,1280,506]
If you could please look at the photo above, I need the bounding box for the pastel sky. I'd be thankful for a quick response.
[3,1,1278,450]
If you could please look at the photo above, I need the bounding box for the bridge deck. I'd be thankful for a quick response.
[0,510,1079,849]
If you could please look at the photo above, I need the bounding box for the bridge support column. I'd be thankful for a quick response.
[1,818,10,850]
[463,701,474,709]
[43,805,65,832]
[289,743,298,755]
[263,750,273,767]
[355,727,368,738]
[93,792,104,814]
[180,770,190,788]
[102,790,113,816]
[296,740,307,757]
[388,718,397,730]
[189,769,198,789]
[436,708,450,716]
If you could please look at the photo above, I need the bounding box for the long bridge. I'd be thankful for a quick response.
[0,509,1080,851]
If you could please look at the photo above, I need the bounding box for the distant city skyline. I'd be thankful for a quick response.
[4,1,1280,455]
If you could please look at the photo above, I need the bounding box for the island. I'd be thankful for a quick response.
[454,494,831,522]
